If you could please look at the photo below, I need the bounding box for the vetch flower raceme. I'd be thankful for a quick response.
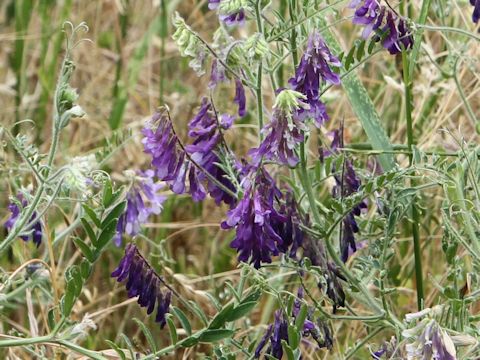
[114,170,166,246]
[186,98,238,206]
[111,243,172,327]
[349,0,414,54]
[330,129,367,262]
[5,193,43,247]
[249,89,308,167]
[222,168,287,269]
[288,31,341,127]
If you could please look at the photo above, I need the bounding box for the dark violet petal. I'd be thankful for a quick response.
[234,79,246,117]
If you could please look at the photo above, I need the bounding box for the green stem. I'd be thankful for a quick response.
[402,51,424,310]
[417,24,480,42]
[345,326,385,359]
[255,0,264,139]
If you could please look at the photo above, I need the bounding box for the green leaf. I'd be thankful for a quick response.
[120,334,136,360]
[294,303,308,332]
[166,314,178,345]
[133,318,156,353]
[226,301,257,322]
[62,282,75,316]
[104,340,126,360]
[287,324,300,350]
[281,340,295,360]
[102,200,126,229]
[172,306,192,335]
[82,204,101,228]
[102,179,113,207]
[80,259,92,280]
[209,303,235,329]
[47,308,56,330]
[96,218,118,251]
[188,300,209,326]
[81,218,97,246]
[73,237,95,262]
[199,329,234,343]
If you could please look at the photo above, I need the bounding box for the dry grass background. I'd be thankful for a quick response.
[0,0,479,358]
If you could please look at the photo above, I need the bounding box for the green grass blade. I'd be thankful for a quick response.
[320,25,396,171]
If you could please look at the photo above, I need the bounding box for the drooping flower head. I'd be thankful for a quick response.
[222,168,287,268]
[349,0,414,54]
[249,89,308,167]
[288,31,341,126]
[329,129,367,262]
[114,170,166,246]
[111,244,172,327]
[5,193,42,247]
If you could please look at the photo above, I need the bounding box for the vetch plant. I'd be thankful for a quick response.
[1,1,480,359]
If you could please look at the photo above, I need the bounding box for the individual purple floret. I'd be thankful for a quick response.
[186,98,238,206]
[349,0,414,54]
[5,193,42,247]
[208,0,246,26]
[234,79,246,117]
[114,170,166,246]
[209,59,227,89]
[111,243,172,328]
[471,0,480,24]
[288,31,340,126]
[221,168,286,269]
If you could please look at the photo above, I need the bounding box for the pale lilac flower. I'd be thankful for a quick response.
[114,171,166,246]
[111,244,172,328]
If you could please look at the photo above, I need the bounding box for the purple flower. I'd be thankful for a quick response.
[5,193,42,247]
[234,79,246,117]
[288,31,340,126]
[249,89,308,167]
[209,59,227,89]
[329,129,367,262]
[255,289,333,358]
[187,98,238,206]
[471,0,480,24]
[142,111,186,194]
[350,0,414,54]
[114,171,166,246]
[111,243,172,327]
[143,108,237,206]
[222,168,286,269]
[209,0,246,26]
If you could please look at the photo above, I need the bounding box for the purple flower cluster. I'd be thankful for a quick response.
[349,0,414,54]
[222,169,287,269]
[114,170,166,246]
[329,129,367,262]
[288,31,341,127]
[208,0,246,26]
[142,107,237,207]
[472,0,480,24]
[5,193,42,247]
[111,243,172,327]
[249,90,307,167]
[255,289,333,358]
